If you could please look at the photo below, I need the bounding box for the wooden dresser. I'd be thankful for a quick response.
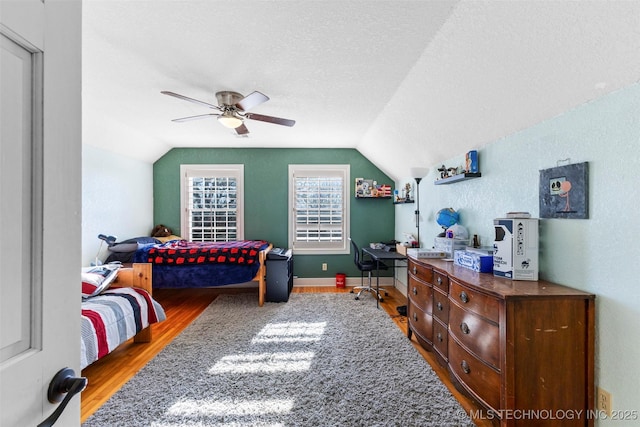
[407,256,595,427]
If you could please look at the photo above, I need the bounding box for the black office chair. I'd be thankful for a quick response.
[349,238,389,302]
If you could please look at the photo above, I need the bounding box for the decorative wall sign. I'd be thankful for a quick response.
[539,161,589,219]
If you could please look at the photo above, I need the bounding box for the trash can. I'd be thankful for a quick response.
[336,273,346,288]
[266,248,293,302]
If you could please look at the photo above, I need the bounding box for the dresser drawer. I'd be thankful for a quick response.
[408,299,433,344]
[433,289,449,323]
[408,259,433,283]
[433,318,448,361]
[449,338,501,412]
[433,271,449,293]
[449,279,500,323]
[449,302,500,369]
[408,275,432,314]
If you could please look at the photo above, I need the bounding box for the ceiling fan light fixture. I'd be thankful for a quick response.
[217,112,243,129]
[163,89,295,134]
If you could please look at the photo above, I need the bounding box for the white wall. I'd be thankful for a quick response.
[396,82,640,425]
[81,144,154,266]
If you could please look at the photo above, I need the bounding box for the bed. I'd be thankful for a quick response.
[81,263,166,370]
[108,239,273,306]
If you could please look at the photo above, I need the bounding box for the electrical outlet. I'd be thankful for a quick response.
[322,263,328,271]
[596,387,612,417]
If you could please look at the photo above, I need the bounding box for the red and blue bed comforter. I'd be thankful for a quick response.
[141,239,268,266]
[132,240,271,289]
[81,287,166,369]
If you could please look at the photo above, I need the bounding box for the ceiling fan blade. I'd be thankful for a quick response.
[161,91,221,110]
[245,112,295,127]
[235,123,250,135]
[171,113,219,122]
[236,91,269,111]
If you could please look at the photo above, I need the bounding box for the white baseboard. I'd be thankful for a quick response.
[198,277,401,291]
[293,276,398,288]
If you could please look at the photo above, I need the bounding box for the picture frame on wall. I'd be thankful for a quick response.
[539,161,589,219]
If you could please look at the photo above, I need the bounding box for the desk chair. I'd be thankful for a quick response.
[349,238,389,302]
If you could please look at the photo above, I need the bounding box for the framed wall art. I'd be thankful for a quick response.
[539,161,589,219]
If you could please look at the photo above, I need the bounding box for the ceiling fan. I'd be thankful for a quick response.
[161,90,295,135]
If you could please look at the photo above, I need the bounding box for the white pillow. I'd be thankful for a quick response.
[81,263,121,298]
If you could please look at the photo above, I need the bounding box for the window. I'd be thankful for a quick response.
[288,164,350,254]
[180,165,244,241]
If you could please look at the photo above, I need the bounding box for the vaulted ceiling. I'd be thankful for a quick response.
[83,1,640,180]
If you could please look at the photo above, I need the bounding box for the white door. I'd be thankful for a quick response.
[0,1,82,426]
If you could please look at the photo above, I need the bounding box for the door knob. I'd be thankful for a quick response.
[38,368,87,427]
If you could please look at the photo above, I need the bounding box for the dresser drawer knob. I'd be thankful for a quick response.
[437,332,443,342]
[459,291,469,304]
[412,287,418,296]
[460,322,470,335]
[461,360,471,374]
[413,312,418,321]
[412,266,417,275]
[436,276,442,285]
[436,302,443,311]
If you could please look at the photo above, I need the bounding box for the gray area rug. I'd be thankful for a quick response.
[83,293,474,426]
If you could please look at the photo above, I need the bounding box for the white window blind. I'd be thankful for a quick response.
[289,165,350,254]
[180,165,244,242]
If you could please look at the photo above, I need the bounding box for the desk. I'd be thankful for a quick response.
[361,248,407,307]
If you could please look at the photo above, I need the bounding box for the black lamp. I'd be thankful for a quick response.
[94,234,117,265]
[410,168,429,248]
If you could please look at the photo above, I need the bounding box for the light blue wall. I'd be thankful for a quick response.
[81,145,154,266]
[396,82,640,424]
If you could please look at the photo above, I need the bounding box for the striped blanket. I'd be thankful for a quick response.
[81,287,166,369]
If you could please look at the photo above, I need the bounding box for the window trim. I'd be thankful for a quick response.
[288,164,350,255]
[180,164,244,241]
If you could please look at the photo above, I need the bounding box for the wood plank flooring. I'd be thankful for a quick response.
[81,286,491,426]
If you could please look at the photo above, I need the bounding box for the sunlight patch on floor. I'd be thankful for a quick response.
[209,351,315,373]
[251,321,327,343]
[153,423,283,427]
[166,397,294,417]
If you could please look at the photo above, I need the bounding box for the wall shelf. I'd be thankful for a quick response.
[355,195,392,199]
[434,172,481,185]
[355,178,392,198]
[393,199,415,204]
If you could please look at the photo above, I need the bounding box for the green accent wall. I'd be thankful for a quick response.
[153,148,394,279]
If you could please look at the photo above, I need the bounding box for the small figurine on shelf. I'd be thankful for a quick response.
[437,164,449,179]
[404,182,412,201]
[362,180,371,196]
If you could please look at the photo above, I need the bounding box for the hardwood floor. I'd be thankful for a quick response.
[80,286,491,426]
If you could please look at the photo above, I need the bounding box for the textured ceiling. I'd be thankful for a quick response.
[82,1,640,180]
